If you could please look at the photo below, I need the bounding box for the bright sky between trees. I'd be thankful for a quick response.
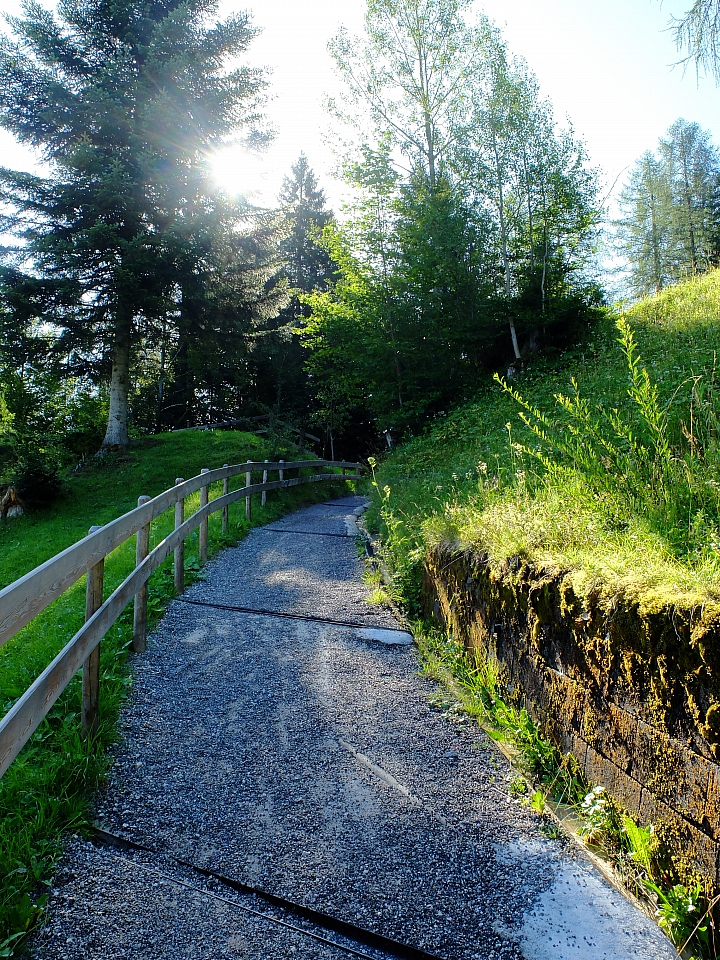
[0,0,717,217]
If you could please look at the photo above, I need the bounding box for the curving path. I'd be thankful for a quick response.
[30,496,675,960]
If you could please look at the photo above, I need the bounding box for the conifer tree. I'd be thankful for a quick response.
[672,0,720,81]
[616,152,673,298]
[0,0,268,446]
[616,119,720,297]
[248,156,335,420]
[279,154,335,297]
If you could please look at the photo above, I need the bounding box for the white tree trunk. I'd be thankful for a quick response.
[102,311,132,448]
[492,127,521,361]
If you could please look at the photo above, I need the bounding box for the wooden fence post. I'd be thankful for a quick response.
[222,464,229,535]
[82,525,104,739]
[174,478,185,594]
[245,461,252,520]
[279,460,284,482]
[261,460,268,507]
[341,461,346,476]
[132,495,152,653]
[199,468,210,564]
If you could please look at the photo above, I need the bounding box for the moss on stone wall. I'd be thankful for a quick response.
[423,541,720,891]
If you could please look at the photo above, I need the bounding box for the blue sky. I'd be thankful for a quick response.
[0,0,717,216]
[223,0,720,213]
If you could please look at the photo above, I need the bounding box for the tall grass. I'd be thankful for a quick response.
[367,269,720,607]
[497,315,720,568]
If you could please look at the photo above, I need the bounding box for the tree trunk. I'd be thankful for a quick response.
[492,126,521,360]
[649,189,663,295]
[680,148,698,272]
[102,304,133,448]
[522,144,535,271]
[155,319,166,433]
[540,175,549,313]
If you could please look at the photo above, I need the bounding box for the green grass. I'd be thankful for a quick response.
[364,270,720,960]
[0,429,354,952]
[368,268,720,610]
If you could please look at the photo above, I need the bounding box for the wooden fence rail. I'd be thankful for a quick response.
[0,459,361,778]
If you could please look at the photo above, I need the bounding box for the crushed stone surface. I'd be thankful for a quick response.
[30,496,675,960]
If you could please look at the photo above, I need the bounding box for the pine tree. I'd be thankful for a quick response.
[279,154,334,296]
[616,119,720,297]
[248,156,335,421]
[671,0,720,81]
[0,0,268,447]
[659,119,720,276]
[616,152,673,298]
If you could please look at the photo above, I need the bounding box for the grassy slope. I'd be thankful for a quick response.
[0,430,353,949]
[369,269,720,609]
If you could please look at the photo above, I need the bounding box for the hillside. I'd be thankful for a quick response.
[368,268,720,609]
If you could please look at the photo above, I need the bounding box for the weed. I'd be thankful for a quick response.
[367,586,389,606]
[644,880,709,951]
[623,816,654,873]
[577,786,613,844]
[361,566,383,587]
[540,821,563,840]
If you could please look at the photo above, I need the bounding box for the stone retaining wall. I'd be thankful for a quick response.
[422,542,720,889]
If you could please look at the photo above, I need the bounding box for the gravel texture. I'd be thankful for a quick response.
[30,497,675,960]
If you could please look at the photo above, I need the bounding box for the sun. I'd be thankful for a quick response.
[209,144,268,200]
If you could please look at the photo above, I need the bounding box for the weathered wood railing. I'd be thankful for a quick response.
[0,458,360,777]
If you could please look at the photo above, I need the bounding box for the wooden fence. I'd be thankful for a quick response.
[0,458,360,778]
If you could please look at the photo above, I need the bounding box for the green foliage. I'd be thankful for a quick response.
[5,450,63,510]
[0,0,277,447]
[0,428,354,951]
[365,270,720,608]
[315,2,602,441]
[616,119,720,298]
[623,815,654,874]
[496,309,720,566]
[644,879,710,952]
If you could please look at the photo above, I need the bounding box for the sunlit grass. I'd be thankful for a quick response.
[368,268,720,609]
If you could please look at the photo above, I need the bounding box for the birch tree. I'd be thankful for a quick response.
[328,0,472,189]
[457,28,599,356]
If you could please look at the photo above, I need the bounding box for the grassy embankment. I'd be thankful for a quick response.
[369,268,720,611]
[367,269,720,957]
[0,429,353,953]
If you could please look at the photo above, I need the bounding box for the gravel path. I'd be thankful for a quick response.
[30,497,675,960]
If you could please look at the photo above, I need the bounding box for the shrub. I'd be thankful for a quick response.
[6,450,63,510]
